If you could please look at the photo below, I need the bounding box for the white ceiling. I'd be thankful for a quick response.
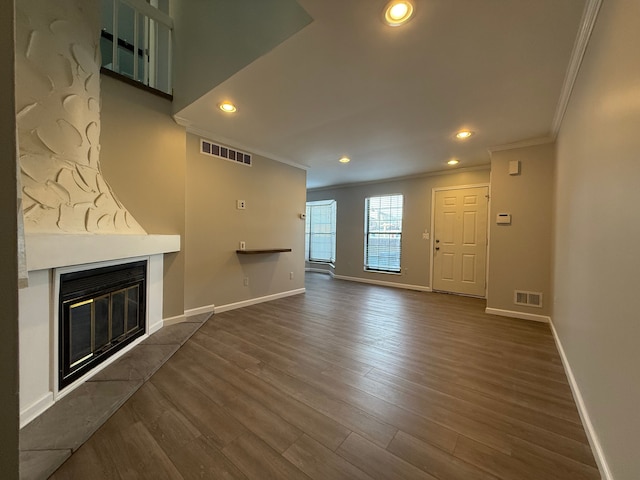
[175,0,587,189]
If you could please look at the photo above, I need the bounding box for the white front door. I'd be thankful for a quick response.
[432,186,488,297]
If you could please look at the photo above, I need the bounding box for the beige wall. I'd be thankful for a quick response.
[100,76,187,319]
[307,169,490,289]
[184,133,306,310]
[554,1,640,478]
[487,143,555,317]
[0,0,20,475]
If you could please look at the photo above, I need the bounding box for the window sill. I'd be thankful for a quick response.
[307,260,334,266]
[364,269,402,276]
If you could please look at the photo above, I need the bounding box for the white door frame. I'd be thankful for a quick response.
[429,183,491,297]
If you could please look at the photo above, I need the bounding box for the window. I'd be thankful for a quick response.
[365,194,403,273]
[100,0,173,94]
[305,200,336,263]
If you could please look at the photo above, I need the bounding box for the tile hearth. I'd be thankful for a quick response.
[19,313,212,480]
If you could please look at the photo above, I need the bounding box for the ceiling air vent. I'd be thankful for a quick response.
[514,290,543,308]
[200,139,252,167]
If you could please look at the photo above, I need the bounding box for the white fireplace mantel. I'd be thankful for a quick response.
[25,234,180,271]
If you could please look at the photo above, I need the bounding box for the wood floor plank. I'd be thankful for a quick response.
[106,421,184,480]
[361,366,591,451]
[221,433,311,480]
[50,273,598,479]
[452,434,599,480]
[210,310,375,376]
[122,381,175,427]
[169,344,304,453]
[452,434,540,480]
[336,432,438,480]
[254,359,491,454]
[247,361,399,448]
[367,363,582,426]
[240,309,566,405]
[387,430,500,480]
[149,363,248,449]
[186,334,352,451]
[190,329,262,370]
[283,434,374,480]
[167,435,249,480]
[508,436,601,480]
[49,437,120,479]
[236,303,564,381]
[144,408,201,456]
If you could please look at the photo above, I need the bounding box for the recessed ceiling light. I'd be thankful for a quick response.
[383,1,414,27]
[455,130,474,140]
[448,159,459,166]
[219,102,237,113]
[339,156,351,164]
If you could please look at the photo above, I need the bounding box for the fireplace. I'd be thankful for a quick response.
[19,234,179,426]
[58,260,147,389]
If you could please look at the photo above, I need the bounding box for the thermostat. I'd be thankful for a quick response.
[496,213,511,225]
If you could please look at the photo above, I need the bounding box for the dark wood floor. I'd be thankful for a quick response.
[51,273,599,479]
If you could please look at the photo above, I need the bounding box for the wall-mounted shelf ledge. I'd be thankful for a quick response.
[236,248,292,255]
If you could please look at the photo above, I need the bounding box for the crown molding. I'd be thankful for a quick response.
[172,115,310,172]
[488,136,555,154]
[550,0,602,137]
[307,164,491,192]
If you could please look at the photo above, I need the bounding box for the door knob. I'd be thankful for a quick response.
[435,239,440,243]
[435,247,440,251]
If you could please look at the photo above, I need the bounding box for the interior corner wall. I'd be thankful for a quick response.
[487,143,555,317]
[306,169,490,289]
[184,133,306,311]
[554,1,640,478]
[99,76,187,319]
[0,0,20,475]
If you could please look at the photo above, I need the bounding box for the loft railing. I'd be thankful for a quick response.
[100,0,173,95]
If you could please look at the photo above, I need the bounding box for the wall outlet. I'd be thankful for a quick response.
[243,277,249,287]
[237,199,246,210]
[289,272,294,280]
[239,241,246,250]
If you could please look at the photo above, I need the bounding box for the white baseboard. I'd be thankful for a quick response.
[163,314,186,326]
[485,307,550,323]
[332,274,432,292]
[148,319,164,335]
[20,392,54,429]
[214,288,306,314]
[549,319,612,480]
[305,267,332,274]
[184,304,216,317]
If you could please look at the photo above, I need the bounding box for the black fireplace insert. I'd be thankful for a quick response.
[58,260,147,389]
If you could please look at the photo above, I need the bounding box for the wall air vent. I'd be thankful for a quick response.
[514,290,543,308]
[200,139,252,167]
